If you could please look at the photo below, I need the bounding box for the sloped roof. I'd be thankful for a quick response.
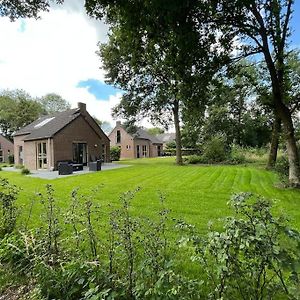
[131,127,163,144]
[156,133,176,143]
[14,108,80,141]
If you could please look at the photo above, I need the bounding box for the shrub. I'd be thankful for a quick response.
[0,178,19,237]
[181,193,300,299]
[165,141,176,149]
[184,155,204,164]
[202,134,227,163]
[110,146,121,161]
[15,164,24,169]
[21,168,30,175]
[8,154,14,164]
[228,144,247,164]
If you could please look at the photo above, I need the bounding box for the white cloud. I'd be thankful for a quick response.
[0,0,117,124]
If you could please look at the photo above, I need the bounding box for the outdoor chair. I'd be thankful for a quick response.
[88,160,101,171]
[58,162,73,175]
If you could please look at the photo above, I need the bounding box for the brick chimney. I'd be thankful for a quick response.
[78,102,86,112]
[116,121,121,126]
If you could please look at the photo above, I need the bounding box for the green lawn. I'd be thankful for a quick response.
[1,157,300,231]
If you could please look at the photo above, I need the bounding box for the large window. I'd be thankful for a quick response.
[142,145,147,157]
[116,130,121,143]
[37,142,47,169]
[73,143,87,165]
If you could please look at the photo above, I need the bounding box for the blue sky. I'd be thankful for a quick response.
[77,79,122,101]
[290,1,300,47]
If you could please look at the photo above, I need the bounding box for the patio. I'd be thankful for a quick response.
[2,163,131,180]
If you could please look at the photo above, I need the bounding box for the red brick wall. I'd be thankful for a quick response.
[53,115,110,168]
[0,135,14,163]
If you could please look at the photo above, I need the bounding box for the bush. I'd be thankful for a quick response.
[0,179,19,237]
[228,144,247,164]
[184,155,204,164]
[21,168,30,175]
[15,164,24,169]
[202,134,227,163]
[180,193,300,299]
[110,146,121,161]
[8,154,14,164]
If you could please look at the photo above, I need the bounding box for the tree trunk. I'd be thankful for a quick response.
[172,101,183,165]
[266,114,281,170]
[276,102,300,187]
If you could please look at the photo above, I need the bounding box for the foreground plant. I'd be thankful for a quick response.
[0,178,19,237]
[181,193,300,299]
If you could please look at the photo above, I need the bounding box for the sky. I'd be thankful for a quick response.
[0,1,300,126]
[0,0,122,126]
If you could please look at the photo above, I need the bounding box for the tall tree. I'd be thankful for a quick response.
[40,93,70,114]
[211,0,300,185]
[88,1,230,165]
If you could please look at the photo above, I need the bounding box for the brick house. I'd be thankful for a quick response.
[156,132,176,149]
[0,134,14,163]
[13,103,110,170]
[109,121,163,159]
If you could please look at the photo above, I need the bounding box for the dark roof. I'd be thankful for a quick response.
[156,133,176,143]
[14,108,80,141]
[131,128,162,144]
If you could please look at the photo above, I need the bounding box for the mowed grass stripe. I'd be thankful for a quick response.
[1,157,299,231]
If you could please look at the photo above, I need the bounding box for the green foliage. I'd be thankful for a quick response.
[0,0,63,20]
[147,127,164,136]
[15,164,24,169]
[110,146,121,161]
[202,134,227,163]
[165,141,176,149]
[184,155,204,165]
[0,89,44,139]
[1,179,300,299]
[21,168,30,175]
[8,154,14,164]
[228,144,247,164]
[39,93,71,114]
[180,192,300,299]
[0,178,19,237]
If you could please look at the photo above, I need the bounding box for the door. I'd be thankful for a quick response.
[136,145,140,158]
[157,145,161,157]
[73,143,87,165]
[37,142,47,169]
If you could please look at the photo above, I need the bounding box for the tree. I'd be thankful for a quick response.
[0,89,43,139]
[40,93,71,114]
[0,0,63,20]
[88,1,230,165]
[211,0,300,185]
[147,127,165,136]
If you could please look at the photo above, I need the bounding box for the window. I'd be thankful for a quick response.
[142,145,147,157]
[126,145,131,150]
[34,117,55,128]
[37,142,47,169]
[116,130,121,143]
[0,143,2,149]
[0,150,3,162]
[102,144,106,160]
